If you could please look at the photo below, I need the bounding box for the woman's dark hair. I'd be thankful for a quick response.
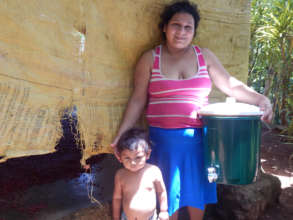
[116,128,151,154]
[159,0,200,40]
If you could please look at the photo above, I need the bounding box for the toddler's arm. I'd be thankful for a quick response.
[153,166,169,220]
[112,171,123,220]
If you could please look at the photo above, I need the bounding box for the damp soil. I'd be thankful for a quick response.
[257,128,293,220]
[0,126,292,220]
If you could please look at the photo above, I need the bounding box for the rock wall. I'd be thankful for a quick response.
[0,0,251,163]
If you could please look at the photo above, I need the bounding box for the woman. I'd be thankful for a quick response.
[112,1,272,219]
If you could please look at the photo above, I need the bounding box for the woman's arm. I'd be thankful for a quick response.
[202,48,273,123]
[111,50,153,157]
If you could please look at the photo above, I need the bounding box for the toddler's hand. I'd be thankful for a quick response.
[158,211,169,220]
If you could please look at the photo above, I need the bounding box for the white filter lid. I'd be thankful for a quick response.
[199,97,263,116]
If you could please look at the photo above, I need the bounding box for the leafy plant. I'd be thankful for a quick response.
[249,0,293,131]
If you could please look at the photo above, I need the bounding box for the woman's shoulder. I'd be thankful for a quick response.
[141,49,153,59]
[197,47,217,64]
[135,47,156,68]
[141,44,162,58]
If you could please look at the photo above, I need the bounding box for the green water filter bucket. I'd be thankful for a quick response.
[199,98,262,185]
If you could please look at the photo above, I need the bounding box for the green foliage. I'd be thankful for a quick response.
[249,0,293,128]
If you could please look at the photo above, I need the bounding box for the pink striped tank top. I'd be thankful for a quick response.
[145,45,212,128]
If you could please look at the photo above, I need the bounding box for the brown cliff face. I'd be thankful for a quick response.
[0,0,251,163]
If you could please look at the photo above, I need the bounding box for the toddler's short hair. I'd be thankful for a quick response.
[116,128,151,154]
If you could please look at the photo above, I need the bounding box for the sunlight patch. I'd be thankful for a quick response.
[271,174,293,188]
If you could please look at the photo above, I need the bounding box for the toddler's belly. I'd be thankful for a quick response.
[123,192,156,219]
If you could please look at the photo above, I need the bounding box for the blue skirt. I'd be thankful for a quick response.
[149,127,217,216]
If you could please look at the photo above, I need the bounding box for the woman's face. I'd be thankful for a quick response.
[163,12,195,49]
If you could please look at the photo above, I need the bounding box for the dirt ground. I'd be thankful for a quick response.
[258,128,293,220]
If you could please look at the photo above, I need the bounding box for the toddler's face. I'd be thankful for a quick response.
[120,141,150,172]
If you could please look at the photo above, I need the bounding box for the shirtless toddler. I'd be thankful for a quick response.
[112,128,169,220]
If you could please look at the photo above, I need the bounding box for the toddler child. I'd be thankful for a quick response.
[112,128,169,220]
